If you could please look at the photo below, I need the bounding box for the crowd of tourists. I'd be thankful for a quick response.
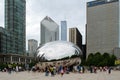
[0,63,116,76]
[0,63,28,73]
[31,63,85,77]
[30,64,114,77]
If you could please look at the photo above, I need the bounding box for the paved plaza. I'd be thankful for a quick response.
[0,71,120,80]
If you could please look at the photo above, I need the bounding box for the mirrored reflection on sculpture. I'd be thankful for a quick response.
[37,41,82,60]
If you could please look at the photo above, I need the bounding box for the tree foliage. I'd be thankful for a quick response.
[86,52,116,67]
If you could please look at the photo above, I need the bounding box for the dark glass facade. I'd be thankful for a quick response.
[0,27,12,54]
[87,0,118,7]
[4,0,26,54]
[69,28,82,50]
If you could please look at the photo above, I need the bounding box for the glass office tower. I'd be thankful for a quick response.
[61,21,67,41]
[40,16,59,45]
[5,0,26,54]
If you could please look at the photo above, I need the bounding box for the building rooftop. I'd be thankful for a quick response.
[41,16,59,31]
[87,0,118,7]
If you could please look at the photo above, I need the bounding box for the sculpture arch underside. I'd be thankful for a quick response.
[36,57,81,69]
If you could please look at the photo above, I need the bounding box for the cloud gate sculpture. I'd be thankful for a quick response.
[37,41,83,60]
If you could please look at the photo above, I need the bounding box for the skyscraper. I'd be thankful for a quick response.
[86,0,119,58]
[40,16,59,45]
[69,27,82,50]
[5,0,26,54]
[61,21,67,41]
[0,0,33,64]
[28,39,38,57]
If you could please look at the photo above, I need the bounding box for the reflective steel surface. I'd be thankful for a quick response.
[37,41,82,60]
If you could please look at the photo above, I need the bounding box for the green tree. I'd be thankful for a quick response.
[0,63,8,70]
[86,53,94,66]
[86,52,117,67]
[102,53,110,66]
[93,52,102,66]
[108,54,116,66]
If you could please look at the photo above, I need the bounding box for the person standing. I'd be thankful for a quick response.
[45,66,49,76]
[60,68,64,77]
[16,65,19,72]
[8,63,12,74]
[108,67,112,74]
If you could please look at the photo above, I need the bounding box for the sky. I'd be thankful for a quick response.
[0,0,93,50]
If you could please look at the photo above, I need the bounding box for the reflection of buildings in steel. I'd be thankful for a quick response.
[36,57,81,69]
[72,45,82,56]
[37,41,83,60]
[39,53,45,61]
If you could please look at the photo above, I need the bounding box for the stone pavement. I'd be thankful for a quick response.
[0,71,120,80]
